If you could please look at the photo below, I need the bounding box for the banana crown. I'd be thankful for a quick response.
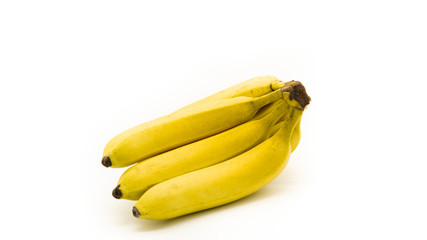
[280,80,311,110]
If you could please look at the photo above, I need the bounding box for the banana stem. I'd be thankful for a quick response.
[280,81,311,110]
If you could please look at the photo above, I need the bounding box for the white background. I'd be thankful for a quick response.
[1,0,426,239]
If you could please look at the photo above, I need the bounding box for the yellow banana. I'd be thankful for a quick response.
[266,80,309,152]
[257,99,302,153]
[270,117,302,152]
[102,90,283,168]
[113,100,287,200]
[102,76,285,164]
[181,75,285,110]
[132,101,305,220]
[250,100,282,121]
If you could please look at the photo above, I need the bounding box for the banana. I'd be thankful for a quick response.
[102,90,283,168]
[291,119,301,151]
[102,76,285,165]
[270,117,302,152]
[180,75,285,110]
[112,100,288,200]
[258,99,302,152]
[132,100,305,220]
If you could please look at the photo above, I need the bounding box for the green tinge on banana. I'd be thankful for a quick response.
[113,100,289,200]
[132,104,304,220]
[103,90,283,168]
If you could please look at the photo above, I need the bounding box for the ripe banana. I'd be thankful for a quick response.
[113,100,288,200]
[102,76,285,166]
[180,75,285,110]
[132,99,306,220]
[264,80,309,152]
[102,90,283,168]
[258,100,302,152]
[270,117,302,153]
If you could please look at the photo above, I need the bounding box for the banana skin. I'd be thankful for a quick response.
[270,117,302,153]
[132,104,304,220]
[113,100,288,200]
[102,76,285,166]
[102,90,283,168]
[180,75,285,110]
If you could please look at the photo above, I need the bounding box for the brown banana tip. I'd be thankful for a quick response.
[101,156,112,167]
[281,80,311,109]
[132,207,140,218]
[112,185,122,199]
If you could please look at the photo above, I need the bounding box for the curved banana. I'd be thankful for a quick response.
[113,100,287,200]
[102,90,283,168]
[132,104,304,220]
[102,76,285,163]
[180,75,285,110]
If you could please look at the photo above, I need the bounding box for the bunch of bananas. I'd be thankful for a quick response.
[101,76,311,220]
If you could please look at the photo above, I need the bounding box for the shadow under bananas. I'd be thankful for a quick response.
[130,165,305,232]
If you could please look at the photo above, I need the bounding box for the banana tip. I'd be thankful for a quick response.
[132,207,140,218]
[112,185,122,199]
[101,156,112,167]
